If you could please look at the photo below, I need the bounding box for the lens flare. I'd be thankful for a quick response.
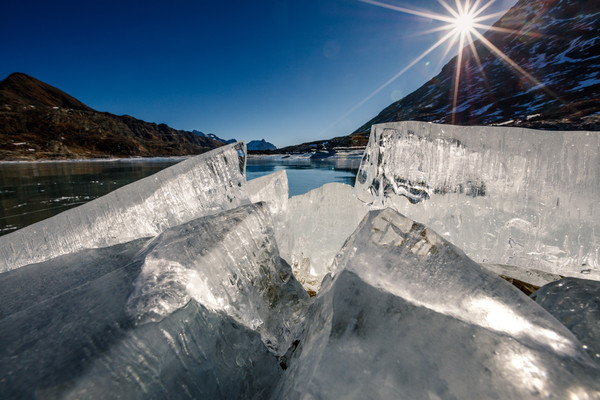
[329,0,553,129]
[454,11,475,34]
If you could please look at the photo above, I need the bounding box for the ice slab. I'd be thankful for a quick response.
[481,263,562,287]
[0,203,309,398]
[247,170,289,217]
[0,237,150,320]
[355,121,600,280]
[275,183,369,292]
[0,142,249,272]
[275,208,600,398]
[532,277,600,364]
[62,301,281,399]
[1,274,280,399]
[127,202,309,355]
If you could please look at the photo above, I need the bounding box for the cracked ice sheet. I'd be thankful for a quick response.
[0,142,249,272]
[275,208,600,399]
[274,182,370,293]
[355,121,600,280]
[247,170,289,217]
[0,203,306,398]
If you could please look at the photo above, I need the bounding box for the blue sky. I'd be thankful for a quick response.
[1,0,517,148]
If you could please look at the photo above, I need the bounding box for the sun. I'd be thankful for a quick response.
[329,0,550,129]
[454,11,475,35]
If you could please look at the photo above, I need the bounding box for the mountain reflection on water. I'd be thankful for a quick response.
[0,156,360,236]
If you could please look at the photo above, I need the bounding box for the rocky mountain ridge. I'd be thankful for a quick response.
[0,73,223,160]
[280,0,600,153]
[354,0,600,135]
[192,130,277,151]
[192,130,236,145]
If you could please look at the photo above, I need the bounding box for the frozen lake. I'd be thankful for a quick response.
[0,156,360,236]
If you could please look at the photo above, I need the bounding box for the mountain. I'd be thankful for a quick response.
[191,131,276,151]
[0,73,224,160]
[0,72,92,112]
[280,0,599,153]
[192,130,236,145]
[247,139,276,151]
[355,0,600,135]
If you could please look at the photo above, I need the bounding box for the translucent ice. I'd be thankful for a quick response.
[0,238,150,320]
[355,121,600,279]
[480,262,562,287]
[127,202,309,355]
[59,302,282,399]
[275,208,600,399]
[247,174,369,293]
[532,277,600,364]
[247,170,289,217]
[0,203,308,398]
[3,126,600,398]
[275,183,369,292]
[0,143,249,272]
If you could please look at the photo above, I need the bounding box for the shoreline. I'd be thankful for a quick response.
[0,148,366,164]
[0,155,191,164]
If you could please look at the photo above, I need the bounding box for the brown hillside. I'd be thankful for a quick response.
[0,73,223,160]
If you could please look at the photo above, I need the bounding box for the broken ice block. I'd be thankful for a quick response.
[0,143,249,272]
[127,202,309,354]
[480,263,562,288]
[62,302,281,399]
[0,203,308,398]
[275,209,600,398]
[275,183,369,292]
[355,121,600,280]
[247,170,289,217]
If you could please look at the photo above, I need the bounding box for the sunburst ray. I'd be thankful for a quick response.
[451,33,466,123]
[327,28,458,131]
[358,0,456,24]
[331,0,556,131]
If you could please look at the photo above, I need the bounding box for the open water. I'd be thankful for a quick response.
[0,156,360,236]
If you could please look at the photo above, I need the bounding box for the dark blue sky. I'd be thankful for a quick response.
[1,0,516,147]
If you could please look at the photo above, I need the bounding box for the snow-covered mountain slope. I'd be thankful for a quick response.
[192,131,276,151]
[192,130,236,144]
[355,0,600,135]
[247,139,277,151]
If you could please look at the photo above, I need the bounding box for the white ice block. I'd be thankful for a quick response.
[0,142,249,272]
[247,170,289,217]
[127,202,308,355]
[0,203,309,398]
[275,208,600,399]
[355,121,600,279]
[275,183,369,292]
